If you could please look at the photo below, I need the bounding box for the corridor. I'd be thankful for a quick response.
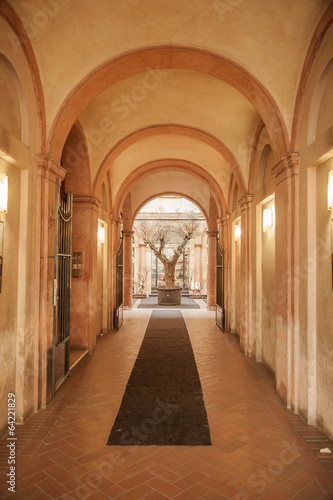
[0,309,332,500]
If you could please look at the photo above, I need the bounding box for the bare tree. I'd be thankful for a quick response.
[135,210,204,288]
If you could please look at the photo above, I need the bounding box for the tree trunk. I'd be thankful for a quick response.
[164,262,176,288]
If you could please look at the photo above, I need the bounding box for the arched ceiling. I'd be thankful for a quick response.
[103,135,231,203]
[5,0,331,219]
[8,0,328,134]
[129,171,213,221]
[79,70,260,187]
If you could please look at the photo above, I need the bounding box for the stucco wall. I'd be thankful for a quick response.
[0,161,19,434]
[316,158,333,438]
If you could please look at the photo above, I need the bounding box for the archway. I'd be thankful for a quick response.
[132,196,208,300]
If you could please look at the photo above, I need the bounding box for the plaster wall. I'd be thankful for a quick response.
[316,158,333,439]
[0,161,19,434]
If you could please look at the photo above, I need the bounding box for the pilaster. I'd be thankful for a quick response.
[238,195,253,356]
[123,230,134,308]
[35,154,66,408]
[206,230,217,309]
[272,153,300,410]
[221,213,230,331]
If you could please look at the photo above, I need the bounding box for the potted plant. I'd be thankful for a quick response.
[135,210,204,305]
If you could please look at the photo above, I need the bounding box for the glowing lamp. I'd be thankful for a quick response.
[0,174,8,213]
[263,208,273,232]
[98,226,105,244]
[234,224,241,241]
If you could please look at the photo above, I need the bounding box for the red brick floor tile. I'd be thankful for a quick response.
[115,482,154,499]
[173,482,211,500]
[200,476,239,497]
[15,471,49,491]
[118,469,155,490]
[97,476,126,497]
[313,469,333,491]
[145,492,171,500]
[290,479,326,500]
[147,476,183,497]
[173,470,208,490]
[148,464,182,483]
[283,466,315,490]
[37,476,69,498]
[83,491,110,500]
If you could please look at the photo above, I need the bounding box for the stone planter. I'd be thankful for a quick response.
[157,287,181,305]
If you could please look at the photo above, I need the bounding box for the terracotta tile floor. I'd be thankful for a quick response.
[1,308,333,499]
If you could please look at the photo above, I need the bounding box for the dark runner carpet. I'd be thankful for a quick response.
[107,310,211,446]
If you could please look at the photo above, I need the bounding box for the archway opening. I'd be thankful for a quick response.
[132,196,208,297]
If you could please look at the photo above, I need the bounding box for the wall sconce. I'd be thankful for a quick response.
[263,208,273,232]
[234,224,241,241]
[0,173,8,213]
[98,226,105,244]
[328,170,333,211]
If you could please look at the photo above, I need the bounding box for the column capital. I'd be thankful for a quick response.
[271,153,300,185]
[36,154,66,181]
[221,212,231,225]
[239,195,253,212]
[73,194,100,211]
[123,230,134,237]
[206,230,217,238]
[110,213,122,226]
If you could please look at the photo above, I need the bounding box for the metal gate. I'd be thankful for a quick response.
[114,232,123,330]
[52,178,73,398]
[216,231,225,331]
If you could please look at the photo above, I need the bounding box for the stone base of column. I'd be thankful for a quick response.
[206,306,216,311]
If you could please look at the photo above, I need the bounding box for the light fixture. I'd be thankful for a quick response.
[328,170,333,211]
[234,224,241,241]
[0,173,8,213]
[263,208,273,232]
[98,226,105,244]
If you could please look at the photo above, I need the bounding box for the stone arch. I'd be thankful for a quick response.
[307,57,333,145]
[47,46,290,162]
[291,3,333,151]
[92,125,246,201]
[132,192,210,228]
[113,159,226,222]
[0,1,46,151]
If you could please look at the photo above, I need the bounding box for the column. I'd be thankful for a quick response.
[239,195,253,356]
[123,230,134,308]
[272,153,299,410]
[36,155,66,408]
[71,195,99,352]
[110,213,122,329]
[221,213,230,331]
[206,231,217,309]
